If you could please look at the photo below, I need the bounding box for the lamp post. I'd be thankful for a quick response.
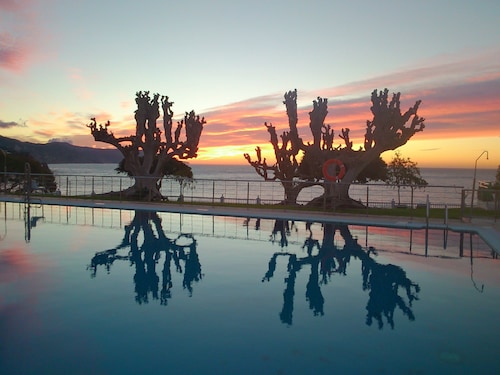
[471,150,489,211]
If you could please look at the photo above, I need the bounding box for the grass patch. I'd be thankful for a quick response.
[25,192,499,220]
[163,200,497,220]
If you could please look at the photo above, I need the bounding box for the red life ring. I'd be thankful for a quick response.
[322,159,346,182]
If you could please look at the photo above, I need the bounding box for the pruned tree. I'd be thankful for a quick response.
[245,90,311,204]
[87,91,205,200]
[244,88,425,208]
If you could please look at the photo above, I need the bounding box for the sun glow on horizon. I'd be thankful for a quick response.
[2,67,498,169]
[385,136,499,169]
[195,144,276,165]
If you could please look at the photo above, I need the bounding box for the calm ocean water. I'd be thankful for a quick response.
[49,163,497,189]
[46,163,497,208]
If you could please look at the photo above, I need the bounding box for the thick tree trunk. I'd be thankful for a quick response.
[307,149,381,208]
[308,181,364,209]
[281,180,323,205]
[282,181,301,205]
[123,175,163,200]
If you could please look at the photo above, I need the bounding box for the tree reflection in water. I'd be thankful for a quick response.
[262,220,420,329]
[88,210,202,305]
[88,212,419,330]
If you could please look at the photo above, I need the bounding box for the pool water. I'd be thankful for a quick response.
[1,203,499,374]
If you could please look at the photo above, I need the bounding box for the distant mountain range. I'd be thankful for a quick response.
[0,135,122,164]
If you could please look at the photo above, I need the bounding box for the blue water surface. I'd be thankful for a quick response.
[0,203,499,374]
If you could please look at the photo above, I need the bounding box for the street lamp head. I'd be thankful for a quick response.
[476,150,489,163]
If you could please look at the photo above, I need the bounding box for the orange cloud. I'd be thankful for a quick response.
[194,72,499,164]
[96,76,499,165]
[27,74,497,166]
[10,51,497,168]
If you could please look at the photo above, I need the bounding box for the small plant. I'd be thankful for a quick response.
[386,151,428,205]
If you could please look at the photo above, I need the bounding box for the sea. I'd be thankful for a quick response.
[49,163,497,190]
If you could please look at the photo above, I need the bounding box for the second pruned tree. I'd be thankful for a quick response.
[244,89,425,208]
[87,91,205,200]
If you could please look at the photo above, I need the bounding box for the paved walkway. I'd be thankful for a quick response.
[2,194,499,254]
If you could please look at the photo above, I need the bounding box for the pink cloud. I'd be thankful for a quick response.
[21,51,498,163]
[0,0,32,11]
[0,0,41,72]
[62,70,500,157]
[195,64,500,155]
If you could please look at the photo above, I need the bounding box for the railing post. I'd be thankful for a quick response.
[495,191,499,223]
[426,194,430,219]
[322,181,326,211]
[24,162,31,203]
[247,182,249,205]
[460,189,466,221]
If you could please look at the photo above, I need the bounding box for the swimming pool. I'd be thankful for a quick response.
[1,202,499,374]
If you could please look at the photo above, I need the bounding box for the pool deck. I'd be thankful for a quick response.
[2,195,499,254]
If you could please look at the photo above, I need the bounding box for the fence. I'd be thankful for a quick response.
[0,172,500,214]
[463,187,500,219]
[1,171,498,218]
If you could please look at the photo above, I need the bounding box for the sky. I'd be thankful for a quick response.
[1,0,499,169]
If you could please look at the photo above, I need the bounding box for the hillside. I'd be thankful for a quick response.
[0,136,122,164]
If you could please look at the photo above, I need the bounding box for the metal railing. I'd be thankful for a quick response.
[462,187,499,221]
[0,170,459,205]
[1,171,498,219]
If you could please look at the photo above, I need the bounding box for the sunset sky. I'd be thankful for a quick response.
[1,0,499,169]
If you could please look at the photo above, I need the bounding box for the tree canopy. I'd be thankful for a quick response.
[116,157,193,179]
[1,151,57,193]
[244,89,425,207]
[87,91,205,200]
